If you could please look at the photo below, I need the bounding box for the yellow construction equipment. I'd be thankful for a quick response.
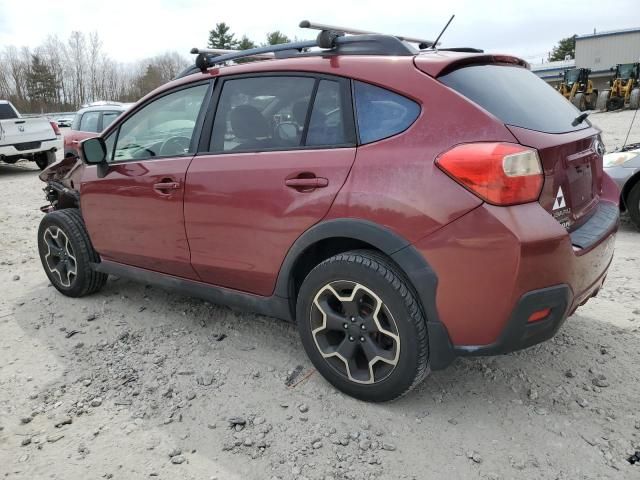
[557,68,598,111]
[596,63,640,111]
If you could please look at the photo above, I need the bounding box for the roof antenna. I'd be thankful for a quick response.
[429,14,455,50]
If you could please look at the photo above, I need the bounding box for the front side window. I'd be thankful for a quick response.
[111,84,208,162]
[79,111,101,133]
[211,76,315,153]
[353,81,420,144]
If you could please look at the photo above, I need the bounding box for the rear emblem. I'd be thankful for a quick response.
[552,185,571,229]
[552,186,567,210]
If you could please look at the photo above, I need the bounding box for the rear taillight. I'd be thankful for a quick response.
[50,121,61,136]
[436,142,543,206]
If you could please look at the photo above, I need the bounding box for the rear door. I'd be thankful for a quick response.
[439,63,603,230]
[184,74,357,295]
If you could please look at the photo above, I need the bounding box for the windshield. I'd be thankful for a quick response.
[440,64,588,134]
[617,64,637,80]
[565,69,580,84]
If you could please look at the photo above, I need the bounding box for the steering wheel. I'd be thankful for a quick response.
[159,136,191,156]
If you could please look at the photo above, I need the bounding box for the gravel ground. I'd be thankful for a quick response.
[1,112,639,480]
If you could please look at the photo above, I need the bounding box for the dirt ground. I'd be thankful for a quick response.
[1,112,639,480]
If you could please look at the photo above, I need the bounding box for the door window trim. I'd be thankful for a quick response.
[196,71,357,156]
[104,79,214,164]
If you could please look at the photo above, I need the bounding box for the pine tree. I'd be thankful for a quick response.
[265,31,290,45]
[237,35,256,50]
[549,35,577,61]
[26,54,58,112]
[207,23,238,49]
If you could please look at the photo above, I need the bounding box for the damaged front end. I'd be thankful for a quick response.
[39,156,84,213]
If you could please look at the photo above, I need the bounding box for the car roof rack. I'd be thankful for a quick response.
[177,20,437,78]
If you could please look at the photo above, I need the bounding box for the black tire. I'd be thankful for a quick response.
[38,209,107,297]
[627,181,640,230]
[606,96,624,112]
[296,250,429,402]
[34,151,55,170]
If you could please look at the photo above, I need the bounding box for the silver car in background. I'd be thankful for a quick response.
[604,144,640,229]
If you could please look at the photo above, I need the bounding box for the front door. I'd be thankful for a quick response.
[81,82,211,278]
[184,75,357,295]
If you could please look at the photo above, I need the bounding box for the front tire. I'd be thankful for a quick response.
[296,250,429,402]
[38,209,107,297]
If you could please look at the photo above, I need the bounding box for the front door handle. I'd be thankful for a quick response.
[153,181,180,194]
[285,177,329,189]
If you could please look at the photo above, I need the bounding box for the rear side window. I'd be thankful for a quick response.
[306,80,347,147]
[101,111,120,130]
[353,81,420,144]
[440,65,587,134]
[211,76,316,152]
[0,103,18,120]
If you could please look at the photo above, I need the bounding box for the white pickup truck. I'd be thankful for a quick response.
[0,100,63,170]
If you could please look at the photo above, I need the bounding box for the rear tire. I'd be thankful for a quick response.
[627,181,640,230]
[571,93,587,111]
[296,250,430,402]
[38,209,107,297]
[34,151,55,170]
[630,88,640,110]
[596,90,610,111]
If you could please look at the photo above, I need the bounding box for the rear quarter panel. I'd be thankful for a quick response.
[328,65,519,243]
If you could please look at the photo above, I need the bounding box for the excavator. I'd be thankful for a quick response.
[557,68,597,111]
[596,62,640,111]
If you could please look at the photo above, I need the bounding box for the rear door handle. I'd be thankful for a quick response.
[285,177,329,189]
[71,140,79,144]
[153,181,180,194]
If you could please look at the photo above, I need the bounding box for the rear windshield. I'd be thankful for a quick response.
[440,64,587,134]
[0,103,18,120]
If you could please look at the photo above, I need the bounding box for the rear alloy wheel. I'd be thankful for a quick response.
[296,250,429,402]
[38,209,107,297]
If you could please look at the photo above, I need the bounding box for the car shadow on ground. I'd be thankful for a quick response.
[0,161,40,175]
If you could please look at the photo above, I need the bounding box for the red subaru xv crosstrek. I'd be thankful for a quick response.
[38,30,619,402]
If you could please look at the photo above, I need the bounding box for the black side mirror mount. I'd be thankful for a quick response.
[81,137,109,178]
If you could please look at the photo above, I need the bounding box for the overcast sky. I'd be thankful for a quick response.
[0,0,638,64]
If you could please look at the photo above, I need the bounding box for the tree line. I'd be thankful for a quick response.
[0,23,298,115]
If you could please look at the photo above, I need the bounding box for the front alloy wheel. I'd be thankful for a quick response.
[43,226,78,287]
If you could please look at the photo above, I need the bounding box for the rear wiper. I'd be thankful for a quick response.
[572,112,589,127]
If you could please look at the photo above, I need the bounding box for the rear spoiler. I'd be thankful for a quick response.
[415,53,529,78]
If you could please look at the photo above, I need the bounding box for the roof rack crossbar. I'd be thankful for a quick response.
[191,40,318,71]
[299,20,435,48]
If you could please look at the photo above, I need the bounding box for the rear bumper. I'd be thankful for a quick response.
[413,177,619,368]
[0,138,63,160]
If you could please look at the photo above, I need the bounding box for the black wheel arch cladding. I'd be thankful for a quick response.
[276,218,456,370]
